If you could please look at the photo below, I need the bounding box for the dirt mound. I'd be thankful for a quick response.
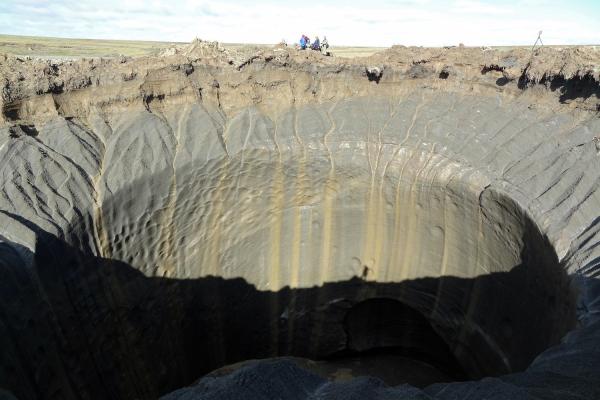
[159,38,234,60]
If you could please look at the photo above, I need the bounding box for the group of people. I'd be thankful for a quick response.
[298,34,329,53]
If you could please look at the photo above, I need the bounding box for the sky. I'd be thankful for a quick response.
[0,0,598,47]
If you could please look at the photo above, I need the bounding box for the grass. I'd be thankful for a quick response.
[0,34,183,59]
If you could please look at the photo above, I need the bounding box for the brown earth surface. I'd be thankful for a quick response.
[2,38,599,125]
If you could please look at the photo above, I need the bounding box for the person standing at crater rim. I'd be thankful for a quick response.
[299,34,309,50]
[312,36,321,50]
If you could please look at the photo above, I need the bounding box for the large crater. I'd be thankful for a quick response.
[87,129,577,383]
[1,45,599,399]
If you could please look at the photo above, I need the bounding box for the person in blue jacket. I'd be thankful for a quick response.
[299,35,307,50]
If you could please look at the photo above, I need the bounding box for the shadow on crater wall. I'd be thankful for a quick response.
[0,212,576,400]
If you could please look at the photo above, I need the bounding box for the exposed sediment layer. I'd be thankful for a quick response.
[0,42,599,399]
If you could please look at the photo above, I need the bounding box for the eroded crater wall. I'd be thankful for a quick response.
[93,136,575,372]
[1,46,599,399]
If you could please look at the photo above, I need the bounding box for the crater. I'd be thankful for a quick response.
[7,139,574,398]
[1,43,598,400]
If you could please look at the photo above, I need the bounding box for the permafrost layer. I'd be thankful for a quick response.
[0,43,599,399]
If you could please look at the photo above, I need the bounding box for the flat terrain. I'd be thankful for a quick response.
[0,34,183,58]
[0,34,385,59]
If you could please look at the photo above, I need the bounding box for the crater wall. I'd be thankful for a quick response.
[0,44,599,399]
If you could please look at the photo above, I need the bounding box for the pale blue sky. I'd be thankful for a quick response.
[1,0,598,46]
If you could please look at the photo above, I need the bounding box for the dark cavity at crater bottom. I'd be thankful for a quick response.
[0,212,577,399]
